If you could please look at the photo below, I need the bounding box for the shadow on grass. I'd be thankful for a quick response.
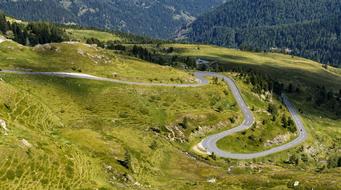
[211,53,253,62]
[183,53,341,121]
[1,72,95,100]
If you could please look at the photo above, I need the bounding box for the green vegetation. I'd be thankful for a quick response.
[183,0,341,67]
[0,0,224,38]
[0,41,195,84]
[216,73,297,153]
[2,67,340,189]
[4,16,27,25]
[0,13,67,45]
[144,43,341,179]
[0,13,157,47]
[0,24,340,189]
[66,29,123,43]
[158,44,341,88]
[0,72,236,189]
[329,66,341,76]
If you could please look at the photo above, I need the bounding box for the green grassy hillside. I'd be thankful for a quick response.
[66,29,124,42]
[0,73,236,189]
[0,41,195,84]
[158,44,341,89]
[0,31,341,189]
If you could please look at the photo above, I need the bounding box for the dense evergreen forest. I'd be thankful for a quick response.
[182,0,341,67]
[0,13,67,45]
[0,12,158,46]
[0,0,224,39]
[217,67,341,117]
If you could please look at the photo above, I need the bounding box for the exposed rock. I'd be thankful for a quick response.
[134,181,141,186]
[34,44,58,52]
[77,49,86,56]
[165,125,187,143]
[0,36,6,43]
[294,181,300,187]
[264,133,292,147]
[227,166,234,173]
[191,120,230,138]
[21,139,32,148]
[207,178,216,183]
[302,143,327,159]
[123,173,134,183]
[105,165,113,172]
[0,119,9,135]
[59,0,72,9]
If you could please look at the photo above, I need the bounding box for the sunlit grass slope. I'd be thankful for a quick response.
[160,44,341,89]
[0,40,195,83]
[1,70,340,189]
[66,29,123,42]
[0,73,240,189]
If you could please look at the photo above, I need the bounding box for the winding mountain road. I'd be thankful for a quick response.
[198,73,307,159]
[0,70,307,159]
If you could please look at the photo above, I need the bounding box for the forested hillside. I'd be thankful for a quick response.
[0,13,67,45]
[0,0,224,39]
[181,0,341,67]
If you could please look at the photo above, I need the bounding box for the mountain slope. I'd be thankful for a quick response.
[180,0,341,67]
[187,0,341,30]
[0,0,224,39]
[0,17,341,189]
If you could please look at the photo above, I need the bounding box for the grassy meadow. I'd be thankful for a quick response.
[157,43,341,89]
[66,29,123,42]
[0,72,241,189]
[0,41,196,84]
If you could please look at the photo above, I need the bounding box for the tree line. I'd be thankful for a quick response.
[0,12,68,45]
[206,64,341,117]
[85,37,196,69]
[185,0,341,67]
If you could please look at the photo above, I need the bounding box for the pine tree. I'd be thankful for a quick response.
[0,12,9,33]
[281,115,288,128]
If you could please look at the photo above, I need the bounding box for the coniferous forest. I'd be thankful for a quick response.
[182,0,341,67]
[0,12,67,45]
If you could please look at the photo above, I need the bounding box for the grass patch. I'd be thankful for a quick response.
[66,29,123,42]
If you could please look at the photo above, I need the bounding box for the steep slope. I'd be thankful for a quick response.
[0,0,224,39]
[186,0,341,30]
[180,0,341,67]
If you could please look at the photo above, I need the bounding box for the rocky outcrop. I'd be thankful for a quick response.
[0,119,9,135]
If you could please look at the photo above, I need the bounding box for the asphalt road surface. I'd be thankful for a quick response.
[199,73,307,159]
[0,70,307,159]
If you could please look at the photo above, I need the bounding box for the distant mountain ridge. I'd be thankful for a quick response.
[0,0,225,39]
[180,0,341,67]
